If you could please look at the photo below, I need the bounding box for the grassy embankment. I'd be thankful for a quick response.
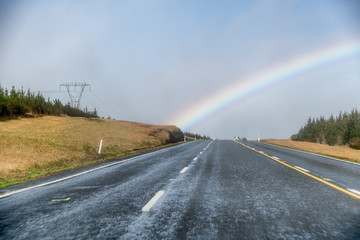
[262,139,360,163]
[0,116,183,188]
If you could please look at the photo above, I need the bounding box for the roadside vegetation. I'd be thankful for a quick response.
[291,109,360,149]
[0,86,184,188]
[0,85,98,119]
[184,132,211,141]
[0,116,183,188]
[262,139,360,164]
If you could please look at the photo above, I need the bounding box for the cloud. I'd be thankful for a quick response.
[0,1,359,138]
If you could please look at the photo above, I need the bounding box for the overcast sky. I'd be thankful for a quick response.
[0,0,359,139]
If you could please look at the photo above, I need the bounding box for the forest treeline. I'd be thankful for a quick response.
[184,132,211,140]
[0,86,98,118]
[292,109,360,149]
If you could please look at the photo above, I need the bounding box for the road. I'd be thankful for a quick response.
[0,140,359,239]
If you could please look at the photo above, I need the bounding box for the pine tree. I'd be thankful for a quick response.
[325,115,337,145]
[0,86,99,119]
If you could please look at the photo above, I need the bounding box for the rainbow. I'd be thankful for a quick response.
[167,40,360,131]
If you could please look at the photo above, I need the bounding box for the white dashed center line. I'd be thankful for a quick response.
[142,191,164,212]
[51,197,71,202]
[193,157,198,161]
[180,167,188,173]
[294,166,310,172]
[200,152,203,154]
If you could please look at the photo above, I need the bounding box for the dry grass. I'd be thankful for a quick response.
[0,116,181,188]
[262,139,360,163]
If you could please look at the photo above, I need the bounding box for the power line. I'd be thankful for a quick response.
[37,91,62,93]
[81,95,98,110]
[90,91,122,119]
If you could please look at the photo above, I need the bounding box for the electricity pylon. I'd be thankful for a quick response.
[59,82,91,108]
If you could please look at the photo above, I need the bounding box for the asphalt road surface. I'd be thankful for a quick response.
[1,140,359,239]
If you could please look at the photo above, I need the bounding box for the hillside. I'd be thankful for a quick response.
[262,139,360,163]
[0,116,183,188]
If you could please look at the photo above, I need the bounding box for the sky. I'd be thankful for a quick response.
[0,0,359,139]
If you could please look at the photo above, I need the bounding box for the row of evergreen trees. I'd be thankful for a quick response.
[184,132,211,140]
[0,86,98,118]
[292,109,360,149]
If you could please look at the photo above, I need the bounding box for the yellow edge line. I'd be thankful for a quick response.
[233,141,360,200]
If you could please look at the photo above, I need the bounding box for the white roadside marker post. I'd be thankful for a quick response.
[98,139,103,154]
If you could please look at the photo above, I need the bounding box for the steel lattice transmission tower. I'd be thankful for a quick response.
[59,82,91,108]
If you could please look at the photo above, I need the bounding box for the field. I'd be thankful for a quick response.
[0,116,183,188]
[262,139,360,163]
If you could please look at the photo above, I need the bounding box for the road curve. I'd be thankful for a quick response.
[0,140,359,239]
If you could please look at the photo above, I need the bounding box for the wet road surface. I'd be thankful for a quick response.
[1,140,359,239]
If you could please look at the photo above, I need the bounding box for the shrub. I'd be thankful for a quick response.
[349,137,360,150]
